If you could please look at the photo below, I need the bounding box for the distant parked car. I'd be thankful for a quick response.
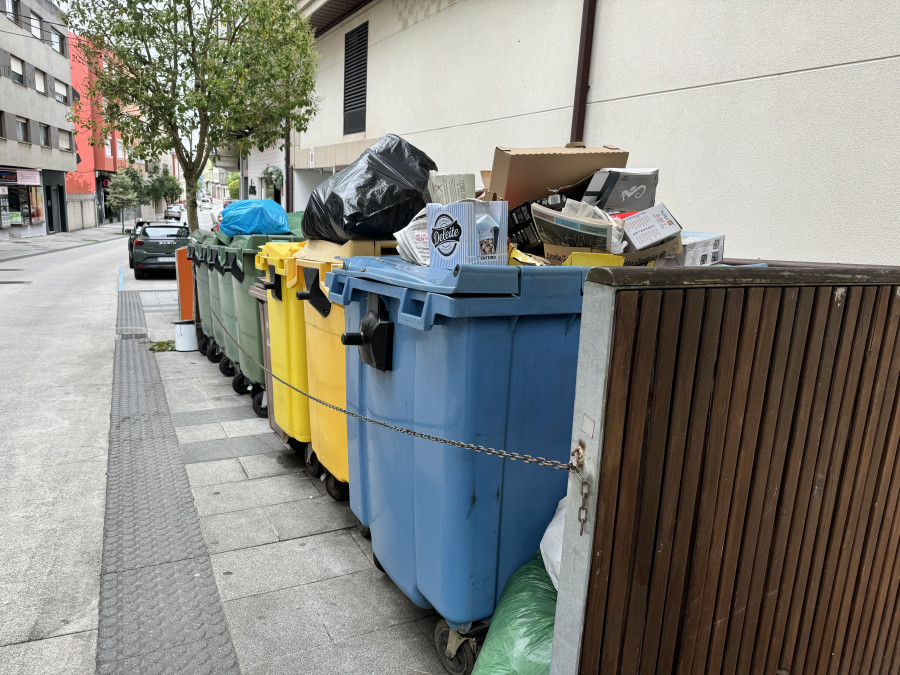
[223,199,234,208]
[199,197,213,210]
[129,222,190,279]
[164,204,183,220]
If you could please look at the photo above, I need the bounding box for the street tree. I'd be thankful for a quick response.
[147,162,183,205]
[106,169,141,232]
[228,178,239,199]
[66,0,318,230]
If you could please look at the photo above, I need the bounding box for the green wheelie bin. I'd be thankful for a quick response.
[214,238,241,379]
[203,232,232,364]
[190,231,216,352]
[223,233,304,404]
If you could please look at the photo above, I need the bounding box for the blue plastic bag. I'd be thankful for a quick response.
[219,199,290,237]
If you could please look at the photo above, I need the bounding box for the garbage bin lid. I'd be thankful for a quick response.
[333,256,588,297]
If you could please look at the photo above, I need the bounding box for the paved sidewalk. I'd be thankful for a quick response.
[138,288,444,674]
[0,223,131,265]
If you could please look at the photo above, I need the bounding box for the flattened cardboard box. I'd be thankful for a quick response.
[488,145,629,209]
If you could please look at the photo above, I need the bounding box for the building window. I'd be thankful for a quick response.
[343,22,368,135]
[2,0,17,21]
[10,55,23,85]
[29,12,40,38]
[58,129,71,151]
[35,69,45,94]
[39,123,49,146]
[16,116,28,142]
[54,79,67,104]
[105,137,112,157]
[116,140,124,159]
[0,112,4,138]
[50,29,64,54]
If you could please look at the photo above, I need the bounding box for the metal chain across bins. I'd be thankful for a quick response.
[210,308,592,534]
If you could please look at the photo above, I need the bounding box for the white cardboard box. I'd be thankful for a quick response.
[673,231,725,266]
[623,203,681,250]
[427,200,508,269]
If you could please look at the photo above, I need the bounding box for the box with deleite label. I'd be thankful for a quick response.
[427,201,508,269]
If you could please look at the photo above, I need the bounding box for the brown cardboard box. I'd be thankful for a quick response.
[487,145,629,208]
[543,236,682,267]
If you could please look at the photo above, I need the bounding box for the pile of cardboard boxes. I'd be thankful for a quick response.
[407,143,725,269]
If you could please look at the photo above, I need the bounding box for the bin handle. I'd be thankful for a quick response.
[285,258,300,289]
[230,253,245,283]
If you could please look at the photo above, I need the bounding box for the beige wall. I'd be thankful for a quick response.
[298,0,900,263]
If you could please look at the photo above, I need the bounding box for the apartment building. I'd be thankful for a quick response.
[0,0,75,238]
[289,0,899,264]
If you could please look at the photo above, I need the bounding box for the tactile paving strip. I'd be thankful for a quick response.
[97,291,239,672]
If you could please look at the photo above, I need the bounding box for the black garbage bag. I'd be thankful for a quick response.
[302,134,437,243]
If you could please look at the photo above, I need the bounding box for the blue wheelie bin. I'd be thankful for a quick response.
[328,258,587,670]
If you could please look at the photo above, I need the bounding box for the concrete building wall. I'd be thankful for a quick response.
[0,0,75,173]
[246,146,286,208]
[66,192,98,231]
[294,0,900,264]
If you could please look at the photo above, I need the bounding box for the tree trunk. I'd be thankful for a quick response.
[184,170,199,231]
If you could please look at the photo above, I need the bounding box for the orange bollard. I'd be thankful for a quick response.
[175,247,194,321]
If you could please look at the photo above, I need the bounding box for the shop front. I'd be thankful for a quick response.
[0,168,47,238]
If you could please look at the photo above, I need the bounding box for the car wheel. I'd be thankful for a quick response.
[134,268,145,279]
[129,252,134,269]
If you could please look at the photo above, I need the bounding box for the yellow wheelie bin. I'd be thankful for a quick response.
[255,242,312,446]
[290,239,397,501]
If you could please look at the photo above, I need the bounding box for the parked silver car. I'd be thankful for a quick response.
[164,204,183,220]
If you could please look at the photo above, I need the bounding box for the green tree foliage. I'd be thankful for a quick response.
[123,166,149,204]
[107,169,142,230]
[228,171,239,183]
[228,179,240,199]
[66,0,318,230]
[147,162,183,205]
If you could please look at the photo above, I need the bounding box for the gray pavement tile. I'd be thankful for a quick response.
[223,585,330,668]
[186,459,248,487]
[0,629,97,675]
[171,405,257,428]
[304,568,433,642]
[238,451,305,480]
[176,422,227,444]
[242,621,445,675]
[415,615,441,644]
[311,472,330,498]
[200,508,279,554]
[349,526,375,564]
[222,417,274,438]
[264,497,357,541]
[211,530,370,601]
[193,473,320,516]
[182,434,286,464]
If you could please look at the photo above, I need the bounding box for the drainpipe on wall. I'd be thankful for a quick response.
[570,0,598,143]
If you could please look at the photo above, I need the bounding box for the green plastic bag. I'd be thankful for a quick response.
[472,552,557,675]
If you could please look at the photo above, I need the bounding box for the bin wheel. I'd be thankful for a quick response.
[325,473,350,502]
[434,619,476,675]
[219,357,236,377]
[373,554,385,573]
[198,337,209,356]
[251,390,267,418]
[207,343,222,363]
[134,268,145,280]
[357,522,371,539]
[232,372,252,395]
[287,438,307,454]
[304,446,323,478]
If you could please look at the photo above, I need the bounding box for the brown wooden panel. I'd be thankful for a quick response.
[639,289,706,675]
[656,289,727,673]
[707,287,795,674]
[756,287,849,673]
[687,288,766,673]
[600,291,662,674]
[825,289,900,674]
[675,288,745,675]
[790,286,879,674]
[736,287,830,669]
[579,291,639,675]
[845,295,900,672]
[804,286,892,674]
[619,291,683,673]
[579,278,900,675]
